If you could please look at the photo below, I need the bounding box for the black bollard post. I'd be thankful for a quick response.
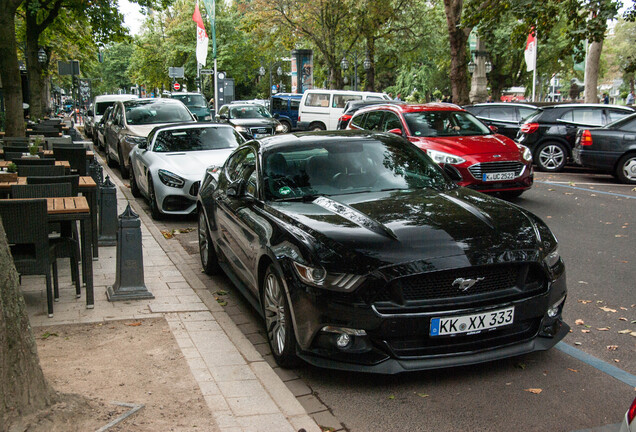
[88,158,103,204]
[106,203,154,301]
[98,175,117,246]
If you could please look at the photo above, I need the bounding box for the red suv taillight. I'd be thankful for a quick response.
[520,122,539,134]
[580,130,593,146]
[628,396,636,425]
[339,114,352,125]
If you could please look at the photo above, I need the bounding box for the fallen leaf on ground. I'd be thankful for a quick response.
[515,362,527,370]
[574,342,582,346]
[417,393,429,398]
[615,235,625,238]
[581,329,591,333]
[607,345,619,351]
[161,230,173,239]
[216,290,228,296]
[597,327,610,331]
[388,395,395,400]
[578,299,591,303]
[618,330,631,334]
[600,306,617,313]
[125,322,142,327]
[41,332,58,340]
[568,368,579,373]
[547,216,552,219]
[619,317,628,321]
[575,319,585,325]
[216,299,227,306]
[614,359,620,363]
[620,307,628,311]
[631,332,636,337]
[525,388,542,394]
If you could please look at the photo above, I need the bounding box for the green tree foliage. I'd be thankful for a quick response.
[94,42,134,94]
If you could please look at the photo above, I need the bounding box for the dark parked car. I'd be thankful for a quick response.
[216,103,283,140]
[572,113,636,184]
[348,103,534,198]
[337,100,404,130]
[516,104,634,172]
[197,130,568,373]
[169,92,213,122]
[270,93,302,133]
[464,103,537,139]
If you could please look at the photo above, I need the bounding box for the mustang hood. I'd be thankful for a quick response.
[157,149,234,180]
[267,188,542,272]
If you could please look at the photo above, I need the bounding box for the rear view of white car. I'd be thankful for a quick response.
[129,123,244,219]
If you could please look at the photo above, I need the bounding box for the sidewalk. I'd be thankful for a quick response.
[23,156,321,432]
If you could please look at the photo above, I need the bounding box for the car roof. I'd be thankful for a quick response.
[541,104,634,111]
[355,102,465,116]
[467,103,538,109]
[170,92,205,96]
[249,130,403,151]
[123,98,184,107]
[148,122,234,135]
[271,93,302,99]
[94,94,139,102]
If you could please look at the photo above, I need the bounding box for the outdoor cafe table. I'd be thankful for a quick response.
[0,196,94,308]
[0,176,99,258]
[0,149,94,160]
[0,160,70,170]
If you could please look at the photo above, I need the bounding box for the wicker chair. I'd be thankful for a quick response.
[17,165,66,177]
[3,152,25,162]
[53,146,87,176]
[1,137,30,146]
[3,145,30,153]
[27,174,80,196]
[10,183,81,300]
[0,199,59,317]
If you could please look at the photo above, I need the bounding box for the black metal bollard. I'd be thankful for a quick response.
[88,158,103,204]
[98,175,117,246]
[106,203,154,301]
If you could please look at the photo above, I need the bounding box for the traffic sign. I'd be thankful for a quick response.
[173,82,181,91]
[169,67,185,78]
[200,69,214,74]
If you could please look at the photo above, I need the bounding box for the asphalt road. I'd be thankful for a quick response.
[117,160,635,432]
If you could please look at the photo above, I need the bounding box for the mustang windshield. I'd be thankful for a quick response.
[404,110,491,137]
[153,127,243,152]
[263,139,452,201]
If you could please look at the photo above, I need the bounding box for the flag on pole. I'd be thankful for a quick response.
[201,0,216,59]
[192,2,209,66]
[524,29,537,72]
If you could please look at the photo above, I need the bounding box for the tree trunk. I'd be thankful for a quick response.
[0,216,56,429]
[365,38,376,91]
[585,40,603,103]
[0,8,26,136]
[443,0,471,105]
[26,33,45,121]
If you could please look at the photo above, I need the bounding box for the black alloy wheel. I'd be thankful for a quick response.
[148,176,162,220]
[198,209,220,275]
[262,264,298,368]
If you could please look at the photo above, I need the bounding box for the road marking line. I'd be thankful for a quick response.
[539,181,635,187]
[556,342,636,387]
[537,181,636,199]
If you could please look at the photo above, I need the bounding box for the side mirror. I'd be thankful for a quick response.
[226,180,244,198]
[219,114,228,120]
[273,113,280,119]
[137,140,148,150]
[443,164,462,182]
[387,128,403,136]
[488,125,498,133]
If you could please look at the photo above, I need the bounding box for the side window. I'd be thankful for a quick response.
[225,148,256,183]
[363,111,384,131]
[571,109,603,125]
[559,110,574,122]
[245,170,258,197]
[607,109,632,123]
[365,96,383,101]
[333,94,362,108]
[620,118,636,132]
[518,107,535,121]
[271,98,284,111]
[290,99,300,110]
[487,107,516,121]
[306,93,330,107]
[382,112,402,131]
[350,113,366,129]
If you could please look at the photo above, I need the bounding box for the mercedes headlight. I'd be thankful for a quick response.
[158,169,185,188]
[234,126,249,133]
[203,115,211,121]
[292,261,364,292]
[426,149,466,165]
[275,123,285,132]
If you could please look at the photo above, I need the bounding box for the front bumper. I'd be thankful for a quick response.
[285,260,568,374]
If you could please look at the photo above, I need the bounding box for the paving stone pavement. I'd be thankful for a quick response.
[21,155,321,432]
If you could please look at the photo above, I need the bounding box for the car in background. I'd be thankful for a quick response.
[169,92,213,122]
[348,103,534,199]
[297,89,391,131]
[129,123,243,219]
[104,98,196,178]
[619,396,636,432]
[95,106,114,149]
[270,93,302,133]
[197,131,568,373]
[216,102,283,140]
[516,104,634,172]
[572,113,636,184]
[337,100,404,130]
[464,102,537,139]
[85,94,139,138]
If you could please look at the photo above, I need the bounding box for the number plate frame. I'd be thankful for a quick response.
[483,171,515,181]
[430,306,515,337]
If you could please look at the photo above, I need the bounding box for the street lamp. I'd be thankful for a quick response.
[468,60,476,74]
[37,47,47,65]
[363,55,371,72]
[259,66,265,76]
[340,57,349,71]
[485,60,492,74]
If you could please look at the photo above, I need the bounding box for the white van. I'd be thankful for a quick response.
[297,89,391,131]
[85,94,139,139]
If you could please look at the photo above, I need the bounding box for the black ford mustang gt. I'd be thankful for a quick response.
[197,130,568,374]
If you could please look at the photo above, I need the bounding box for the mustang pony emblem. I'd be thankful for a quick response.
[452,277,485,292]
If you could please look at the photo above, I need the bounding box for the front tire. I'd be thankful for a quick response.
[148,176,163,220]
[309,122,325,131]
[279,120,291,134]
[535,142,567,172]
[118,145,130,179]
[615,153,636,184]
[262,265,298,368]
[130,167,141,198]
[198,209,220,275]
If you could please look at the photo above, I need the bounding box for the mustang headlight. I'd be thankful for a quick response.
[517,144,533,162]
[158,169,185,188]
[426,149,466,165]
[292,261,364,292]
[544,246,561,268]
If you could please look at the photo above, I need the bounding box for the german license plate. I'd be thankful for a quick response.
[254,133,269,139]
[430,306,514,336]
[483,172,515,181]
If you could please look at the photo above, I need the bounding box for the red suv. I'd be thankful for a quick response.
[348,103,534,198]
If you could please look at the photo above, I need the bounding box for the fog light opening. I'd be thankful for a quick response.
[321,326,367,351]
[336,334,352,349]
[547,296,566,318]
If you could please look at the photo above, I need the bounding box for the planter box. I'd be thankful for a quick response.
[0,172,18,182]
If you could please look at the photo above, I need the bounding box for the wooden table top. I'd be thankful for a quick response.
[0,149,93,158]
[1,196,89,214]
[0,176,96,189]
[0,160,70,169]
